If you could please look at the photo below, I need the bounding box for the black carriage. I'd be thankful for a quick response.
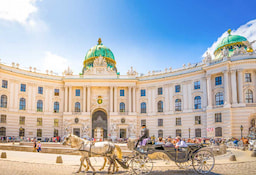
[117,142,215,175]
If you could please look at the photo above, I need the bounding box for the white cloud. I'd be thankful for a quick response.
[0,0,42,27]
[42,51,69,75]
[203,19,256,58]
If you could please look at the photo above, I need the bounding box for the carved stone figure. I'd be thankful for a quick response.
[127,66,138,76]
[233,45,239,56]
[82,125,90,137]
[249,119,256,139]
[240,46,247,54]
[222,47,229,58]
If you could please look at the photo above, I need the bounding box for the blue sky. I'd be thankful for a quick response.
[0,0,256,75]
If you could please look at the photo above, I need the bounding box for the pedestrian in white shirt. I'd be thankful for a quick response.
[175,136,187,148]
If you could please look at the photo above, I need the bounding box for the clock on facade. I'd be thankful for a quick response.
[75,118,79,123]
[121,118,125,123]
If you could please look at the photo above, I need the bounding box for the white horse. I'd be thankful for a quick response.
[62,134,122,174]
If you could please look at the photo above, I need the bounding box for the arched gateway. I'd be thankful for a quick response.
[92,110,108,140]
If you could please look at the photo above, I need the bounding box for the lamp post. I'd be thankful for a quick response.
[240,125,243,139]
[189,128,191,138]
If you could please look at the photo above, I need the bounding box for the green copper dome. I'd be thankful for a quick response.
[214,29,247,54]
[82,38,117,74]
[84,38,115,61]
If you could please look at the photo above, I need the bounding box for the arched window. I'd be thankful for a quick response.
[37,100,43,112]
[54,102,59,113]
[245,89,253,103]
[195,128,201,137]
[0,127,6,136]
[215,92,224,105]
[75,102,80,112]
[215,127,222,137]
[157,101,163,112]
[19,127,25,137]
[140,102,146,113]
[194,96,201,109]
[1,95,7,108]
[158,130,163,138]
[175,99,182,111]
[176,129,182,137]
[120,102,125,112]
[19,98,26,110]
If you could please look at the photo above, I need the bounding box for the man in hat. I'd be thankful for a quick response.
[135,124,149,148]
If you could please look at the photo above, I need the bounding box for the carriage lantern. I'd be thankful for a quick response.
[240,125,243,138]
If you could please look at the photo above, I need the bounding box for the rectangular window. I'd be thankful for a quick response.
[54,119,59,127]
[176,129,182,137]
[54,89,59,96]
[141,119,146,126]
[20,84,26,92]
[120,89,124,96]
[194,81,200,89]
[215,76,222,86]
[195,116,201,125]
[176,117,181,126]
[75,89,80,96]
[245,73,252,82]
[141,89,146,96]
[215,113,222,123]
[38,87,43,94]
[2,80,8,88]
[54,129,58,137]
[37,118,42,126]
[19,116,25,125]
[19,128,25,137]
[195,128,201,137]
[0,115,7,123]
[158,119,163,126]
[37,129,42,137]
[158,87,163,95]
[175,85,181,93]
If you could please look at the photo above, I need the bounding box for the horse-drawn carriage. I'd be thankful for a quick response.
[123,140,215,174]
[63,134,215,175]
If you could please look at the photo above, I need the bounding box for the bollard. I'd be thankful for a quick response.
[1,152,7,158]
[56,156,63,163]
[229,154,236,161]
[251,151,256,157]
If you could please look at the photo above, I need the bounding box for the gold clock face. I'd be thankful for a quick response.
[97,99,103,104]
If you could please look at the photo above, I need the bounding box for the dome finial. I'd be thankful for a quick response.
[98,38,102,45]
[227,29,231,35]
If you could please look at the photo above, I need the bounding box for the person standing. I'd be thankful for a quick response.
[37,141,41,152]
[33,140,37,152]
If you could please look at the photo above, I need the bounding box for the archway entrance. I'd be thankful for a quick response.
[92,110,107,139]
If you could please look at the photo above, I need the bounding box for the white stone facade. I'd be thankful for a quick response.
[1,52,256,140]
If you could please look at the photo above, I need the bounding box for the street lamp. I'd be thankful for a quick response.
[189,128,191,138]
[240,125,243,139]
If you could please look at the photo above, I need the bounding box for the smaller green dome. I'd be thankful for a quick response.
[84,38,115,61]
[215,29,247,53]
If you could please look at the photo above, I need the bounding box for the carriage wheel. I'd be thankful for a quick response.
[192,150,215,174]
[130,154,153,175]
[175,159,192,169]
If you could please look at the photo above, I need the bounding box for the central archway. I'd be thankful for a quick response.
[92,109,108,139]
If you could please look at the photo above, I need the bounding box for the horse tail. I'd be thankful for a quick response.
[114,145,122,159]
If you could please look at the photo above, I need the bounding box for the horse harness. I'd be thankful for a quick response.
[79,141,114,157]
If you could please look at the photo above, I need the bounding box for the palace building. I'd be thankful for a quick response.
[1,30,256,140]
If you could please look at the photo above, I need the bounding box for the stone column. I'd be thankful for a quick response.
[187,81,192,111]
[182,82,188,111]
[152,87,156,113]
[114,86,118,112]
[164,84,169,112]
[68,86,72,112]
[110,86,113,112]
[169,84,174,112]
[148,88,152,113]
[64,86,68,112]
[206,75,212,108]
[87,86,91,113]
[223,70,231,106]
[133,87,136,113]
[128,87,132,113]
[202,77,207,109]
[83,86,86,112]
[231,70,238,104]
[237,70,244,103]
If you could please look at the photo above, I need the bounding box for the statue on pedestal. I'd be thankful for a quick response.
[248,119,256,139]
